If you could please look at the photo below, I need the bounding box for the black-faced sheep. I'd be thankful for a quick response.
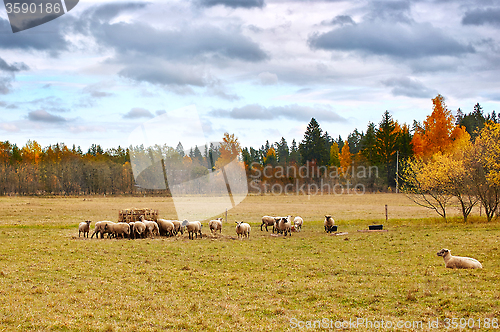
[78,220,92,238]
[276,216,292,236]
[324,215,335,233]
[261,216,277,232]
[235,221,251,239]
[209,218,223,234]
[437,248,483,269]
[186,221,202,240]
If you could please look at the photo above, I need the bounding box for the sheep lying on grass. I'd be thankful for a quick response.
[235,221,251,239]
[437,248,483,269]
[209,218,223,234]
[78,220,92,238]
[293,216,303,231]
[261,216,277,232]
[324,215,335,233]
[186,221,202,240]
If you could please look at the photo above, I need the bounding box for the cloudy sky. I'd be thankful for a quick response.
[1,0,500,151]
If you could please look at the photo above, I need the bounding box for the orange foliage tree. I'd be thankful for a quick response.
[412,94,468,157]
[339,140,351,174]
[215,133,241,169]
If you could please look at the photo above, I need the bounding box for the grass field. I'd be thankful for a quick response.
[0,194,499,331]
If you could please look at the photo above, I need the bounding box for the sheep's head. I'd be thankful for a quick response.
[437,248,450,257]
[235,221,242,228]
[325,215,332,220]
[86,220,92,225]
[282,217,289,224]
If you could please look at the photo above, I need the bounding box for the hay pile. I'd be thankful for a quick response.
[118,208,158,222]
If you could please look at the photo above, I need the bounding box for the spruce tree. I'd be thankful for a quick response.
[299,118,329,166]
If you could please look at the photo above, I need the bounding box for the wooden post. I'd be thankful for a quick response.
[385,204,388,222]
[225,208,228,223]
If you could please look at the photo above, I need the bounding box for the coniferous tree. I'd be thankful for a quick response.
[299,118,329,166]
[289,139,301,164]
[175,142,185,158]
[376,111,398,187]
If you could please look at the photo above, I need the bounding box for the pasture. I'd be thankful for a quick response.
[0,194,499,331]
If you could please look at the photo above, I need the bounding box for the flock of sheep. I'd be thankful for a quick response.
[79,215,483,269]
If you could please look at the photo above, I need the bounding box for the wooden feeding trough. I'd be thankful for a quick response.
[118,208,158,223]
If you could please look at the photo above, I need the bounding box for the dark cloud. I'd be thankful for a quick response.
[197,0,264,8]
[258,72,278,85]
[211,104,346,122]
[462,8,500,26]
[309,21,475,58]
[123,108,154,119]
[28,110,66,123]
[366,0,413,23]
[0,57,29,72]
[0,18,69,56]
[382,77,438,98]
[94,22,268,63]
[156,110,166,116]
[119,63,207,87]
[321,15,355,26]
[0,76,11,94]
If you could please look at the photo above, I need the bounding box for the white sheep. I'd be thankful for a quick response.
[90,221,114,239]
[324,215,335,233]
[157,219,175,237]
[186,220,202,240]
[209,218,223,234]
[437,248,483,269]
[172,220,184,235]
[104,222,130,239]
[132,220,146,239]
[261,216,277,232]
[293,216,303,231]
[235,221,251,239]
[78,220,92,238]
[140,215,159,238]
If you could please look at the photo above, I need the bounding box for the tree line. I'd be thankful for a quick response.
[1,94,498,202]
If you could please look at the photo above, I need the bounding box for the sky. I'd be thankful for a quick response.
[1,0,500,152]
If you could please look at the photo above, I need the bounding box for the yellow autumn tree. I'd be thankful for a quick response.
[264,146,277,166]
[330,142,340,167]
[215,133,241,169]
[339,141,351,175]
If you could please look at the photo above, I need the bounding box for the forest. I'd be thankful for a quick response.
[1,94,499,220]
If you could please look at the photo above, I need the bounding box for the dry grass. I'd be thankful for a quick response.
[0,194,499,331]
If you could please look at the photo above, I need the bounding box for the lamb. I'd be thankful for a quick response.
[186,220,202,240]
[261,216,277,232]
[90,221,114,239]
[276,216,292,236]
[324,215,335,233]
[437,249,483,269]
[293,216,303,231]
[235,221,251,239]
[78,220,92,238]
[104,222,130,239]
[209,218,223,234]
[157,219,175,237]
